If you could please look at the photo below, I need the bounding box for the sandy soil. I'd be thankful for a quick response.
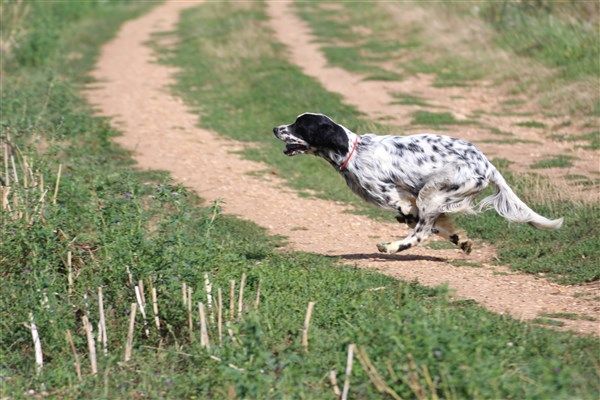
[85,1,599,335]
[267,1,600,203]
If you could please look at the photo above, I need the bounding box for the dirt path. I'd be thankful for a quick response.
[85,1,599,335]
[266,1,599,203]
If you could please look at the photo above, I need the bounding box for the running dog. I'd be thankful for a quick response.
[273,113,563,254]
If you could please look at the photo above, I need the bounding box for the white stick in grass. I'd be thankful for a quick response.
[52,163,62,205]
[134,285,150,337]
[237,273,246,320]
[329,370,341,397]
[198,302,210,349]
[65,330,82,381]
[3,142,9,186]
[67,251,73,295]
[204,273,213,310]
[229,280,235,321]
[254,281,261,309]
[98,287,108,355]
[126,265,133,287]
[10,155,18,185]
[124,303,137,362]
[29,313,43,374]
[151,287,160,331]
[187,286,193,341]
[341,344,355,400]
[204,273,215,324]
[301,301,316,352]
[217,288,223,345]
[81,315,97,375]
[138,279,146,308]
[1,186,9,211]
[182,282,187,307]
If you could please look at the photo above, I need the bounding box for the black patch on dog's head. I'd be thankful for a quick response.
[289,114,349,154]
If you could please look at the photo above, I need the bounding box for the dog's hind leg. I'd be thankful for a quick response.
[379,164,479,254]
[432,214,473,254]
[394,195,418,227]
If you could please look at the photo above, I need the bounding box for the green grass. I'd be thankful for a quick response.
[296,1,485,88]
[532,318,566,327]
[162,2,599,285]
[3,1,600,398]
[515,120,547,129]
[551,131,600,150]
[541,313,597,322]
[479,1,600,81]
[411,111,470,127]
[296,2,413,82]
[391,92,433,107]
[530,155,575,169]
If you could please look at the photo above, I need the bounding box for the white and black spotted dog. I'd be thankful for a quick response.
[273,113,563,254]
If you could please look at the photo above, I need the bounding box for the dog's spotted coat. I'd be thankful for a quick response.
[274,113,563,254]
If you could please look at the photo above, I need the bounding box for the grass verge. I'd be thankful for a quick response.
[166,2,599,284]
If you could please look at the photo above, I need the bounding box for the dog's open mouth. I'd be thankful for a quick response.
[283,143,308,156]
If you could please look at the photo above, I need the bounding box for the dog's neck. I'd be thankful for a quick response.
[318,129,360,171]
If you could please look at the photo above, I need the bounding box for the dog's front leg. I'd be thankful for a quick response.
[378,214,436,254]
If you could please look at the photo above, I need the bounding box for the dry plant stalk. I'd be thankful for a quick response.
[67,251,73,295]
[341,344,355,400]
[98,287,108,356]
[329,370,341,397]
[355,346,402,400]
[65,330,82,381]
[81,315,97,375]
[138,279,146,307]
[301,301,315,352]
[254,281,261,309]
[126,265,133,287]
[52,163,62,205]
[10,155,18,184]
[198,302,210,349]
[3,142,9,186]
[237,273,246,320]
[1,186,10,211]
[151,287,160,331]
[134,285,150,337]
[187,286,193,341]
[29,313,43,374]
[204,273,213,314]
[124,303,137,362]
[421,364,438,400]
[217,288,223,345]
[407,353,426,400]
[182,282,187,307]
[229,280,235,321]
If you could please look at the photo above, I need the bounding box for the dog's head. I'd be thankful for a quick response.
[273,113,349,156]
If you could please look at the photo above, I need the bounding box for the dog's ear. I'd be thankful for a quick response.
[319,122,348,153]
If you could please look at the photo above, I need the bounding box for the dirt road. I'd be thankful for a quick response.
[85,1,599,335]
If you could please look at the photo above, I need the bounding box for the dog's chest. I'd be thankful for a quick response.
[341,171,396,209]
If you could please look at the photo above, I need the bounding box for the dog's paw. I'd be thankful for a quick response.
[460,240,473,254]
[377,242,395,253]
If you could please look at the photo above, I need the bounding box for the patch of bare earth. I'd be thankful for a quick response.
[85,1,599,335]
[268,1,599,203]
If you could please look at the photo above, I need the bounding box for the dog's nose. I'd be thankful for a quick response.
[273,127,278,135]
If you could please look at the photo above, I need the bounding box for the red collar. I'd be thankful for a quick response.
[339,137,360,171]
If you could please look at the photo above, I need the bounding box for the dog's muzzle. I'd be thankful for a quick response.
[273,126,309,156]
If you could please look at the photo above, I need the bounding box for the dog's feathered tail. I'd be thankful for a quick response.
[478,166,563,230]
